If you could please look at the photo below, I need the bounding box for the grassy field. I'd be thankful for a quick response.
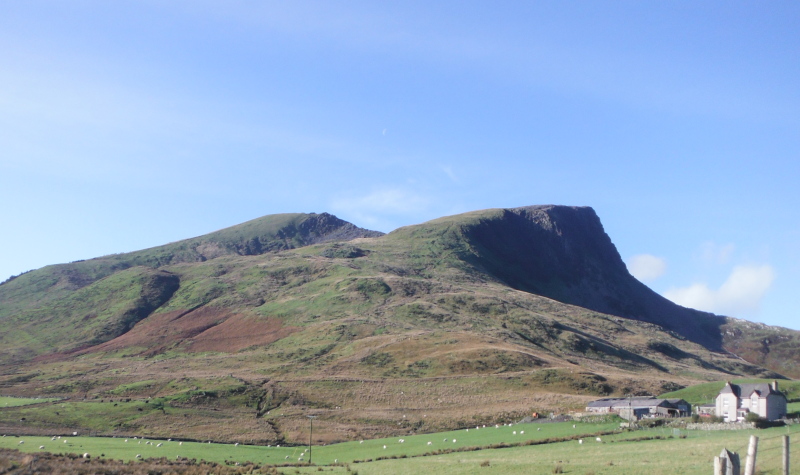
[0,396,59,408]
[660,379,800,405]
[2,420,799,474]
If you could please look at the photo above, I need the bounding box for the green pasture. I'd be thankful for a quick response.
[2,421,799,474]
[0,420,618,465]
[0,396,59,408]
[660,379,800,405]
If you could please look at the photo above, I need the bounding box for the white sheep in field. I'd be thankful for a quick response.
[156,443,163,447]
[452,439,456,443]
[383,445,387,449]
[51,436,56,441]
[573,424,576,428]
[63,439,68,443]
[537,428,541,431]
[234,443,239,446]
[124,439,128,443]
[443,438,448,442]
[298,457,303,461]
[285,456,289,460]
[335,459,338,463]
[179,442,182,446]
[18,441,23,445]
[360,440,364,444]
[596,437,602,442]
[427,441,432,445]
[520,431,524,434]
[39,446,45,449]
[513,431,517,435]
[82,453,89,458]
[578,439,583,444]
[136,454,141,459]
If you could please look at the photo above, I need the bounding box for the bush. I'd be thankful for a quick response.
[745,412,762,423]
[691,414,700,423]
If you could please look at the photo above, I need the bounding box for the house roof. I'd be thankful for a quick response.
[586,397,678,410]
[721,382,785,399]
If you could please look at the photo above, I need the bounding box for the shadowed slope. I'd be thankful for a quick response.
[388,205,724,349]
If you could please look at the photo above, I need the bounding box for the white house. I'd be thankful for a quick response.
[715,381,787,422]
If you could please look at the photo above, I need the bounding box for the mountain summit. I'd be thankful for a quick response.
[1,205,797,444]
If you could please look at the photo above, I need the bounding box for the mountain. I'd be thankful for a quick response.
[0,205,796,444]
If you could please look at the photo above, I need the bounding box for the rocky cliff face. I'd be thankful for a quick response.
[455,205,725,349]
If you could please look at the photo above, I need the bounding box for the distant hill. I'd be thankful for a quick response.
[1,205,797,444]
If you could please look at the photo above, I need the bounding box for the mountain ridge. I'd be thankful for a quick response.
[1,205,798,444]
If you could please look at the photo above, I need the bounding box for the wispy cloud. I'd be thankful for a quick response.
[698,241,735,265]
[664,264,775,318]
[626,254,666,282]
[440,165,458,183]
[330,187,430,231]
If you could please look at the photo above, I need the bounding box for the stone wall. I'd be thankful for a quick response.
[686,422,755,431]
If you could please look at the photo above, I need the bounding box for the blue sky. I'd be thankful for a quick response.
[1,1,798,329]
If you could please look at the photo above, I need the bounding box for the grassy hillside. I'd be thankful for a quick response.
[1,206,798,444]
[660,378,800,405]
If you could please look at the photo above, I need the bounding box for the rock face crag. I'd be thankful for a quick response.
[456,205,724,349]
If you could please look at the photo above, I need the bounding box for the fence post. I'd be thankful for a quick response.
[715,456,725,475]
[719,448,740,475]
[744,435,759,475]
[783,435,789,475]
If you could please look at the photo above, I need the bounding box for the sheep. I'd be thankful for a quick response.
[443,438,448,442]
[18,441,23,445]
[124,439,128,443]
[298,457,303,461]
[578,439,583,444]
[156,443,163,447]
[135,454,141,459]
[572,424,576,428]
[138,441,141,444]
[39,445,45,449]
[427,441,432,445]
[234,443,239,446]
[452,439,456,443]
[335,459,338,463]
[537,428,541,431]
[63,439,68,443]
[285,456,289,459]
[513,431,517,435]
[495,424,499,428]
[383,445,387,449]
[596,437,602,442]
[51,436,57,441]
[179,442,182,446]
[360,440,364,444]
[83,453,90,459]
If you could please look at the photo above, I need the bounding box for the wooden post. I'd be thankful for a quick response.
[783,435,790,475]
[744,435,759,475]
[715,456,725,475]
[719,448,740,475]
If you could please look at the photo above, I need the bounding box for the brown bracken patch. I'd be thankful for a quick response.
[78,307,298,356]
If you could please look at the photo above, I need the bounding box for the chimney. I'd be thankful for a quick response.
[771,380,778,392]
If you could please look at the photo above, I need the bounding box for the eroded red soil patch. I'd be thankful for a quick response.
[79,307,298,355]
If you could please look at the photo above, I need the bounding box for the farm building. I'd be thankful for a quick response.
[715,381,787,422]
[585,397,690,421]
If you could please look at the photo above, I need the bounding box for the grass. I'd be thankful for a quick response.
[0,396,59,408]
[660,379,800,405]
[2,423,799,474]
